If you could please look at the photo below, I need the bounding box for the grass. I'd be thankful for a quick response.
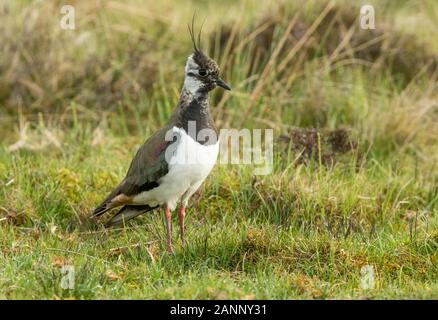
[0,0,437,299]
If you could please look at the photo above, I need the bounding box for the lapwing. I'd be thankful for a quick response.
[92,22,231,253]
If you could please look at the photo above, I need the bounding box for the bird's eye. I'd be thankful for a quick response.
[198,69,207,77]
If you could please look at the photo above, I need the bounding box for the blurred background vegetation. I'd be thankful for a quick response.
[1,0,437,144]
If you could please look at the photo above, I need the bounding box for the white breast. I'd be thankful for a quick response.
[132,127,219,211]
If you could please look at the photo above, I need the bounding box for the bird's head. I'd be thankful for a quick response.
[183,21,231,96]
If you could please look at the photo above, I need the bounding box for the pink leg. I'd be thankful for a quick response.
[178,205,186,246]
[164,206,173,254]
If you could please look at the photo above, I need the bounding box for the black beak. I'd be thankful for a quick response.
[215,78,231,91]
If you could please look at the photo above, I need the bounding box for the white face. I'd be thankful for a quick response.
[184,54,199,74]
[183,54,203,96]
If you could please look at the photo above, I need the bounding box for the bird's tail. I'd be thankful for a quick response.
[104,204,157,228]
[92,202,111,217]
[91,184,124,217]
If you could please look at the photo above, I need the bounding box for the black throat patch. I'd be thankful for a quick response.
[171,92,218,146]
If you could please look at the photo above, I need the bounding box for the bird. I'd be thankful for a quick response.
[91,20,231,253]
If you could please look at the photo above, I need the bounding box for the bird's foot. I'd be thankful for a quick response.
[166,244,175,255]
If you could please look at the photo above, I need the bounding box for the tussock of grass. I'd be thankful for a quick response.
[278,127,358,166]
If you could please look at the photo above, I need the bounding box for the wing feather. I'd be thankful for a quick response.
[92,125,174,217]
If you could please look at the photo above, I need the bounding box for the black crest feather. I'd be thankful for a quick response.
[187,13,205,53]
